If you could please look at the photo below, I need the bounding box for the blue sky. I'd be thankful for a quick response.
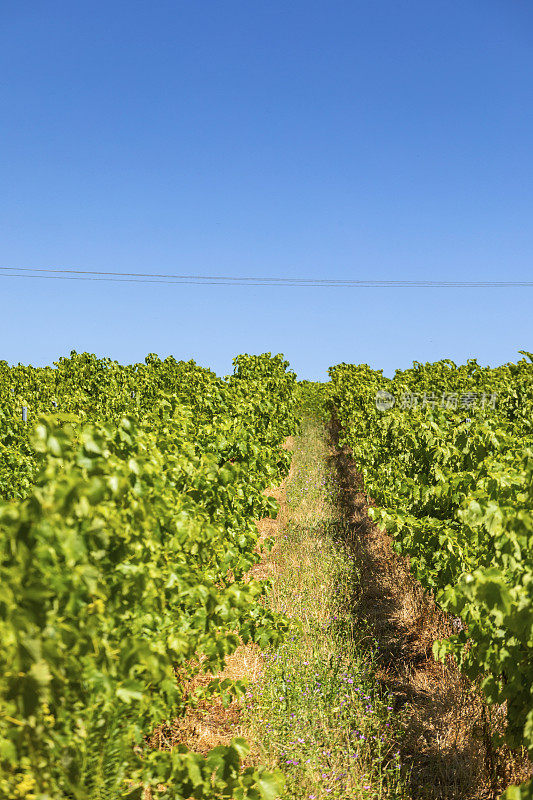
[1,0,532,379]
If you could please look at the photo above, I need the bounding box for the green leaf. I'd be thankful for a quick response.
[256,771,285,800]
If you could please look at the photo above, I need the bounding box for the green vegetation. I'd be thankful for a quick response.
[0,352,296,799]
[1,351,531,799]
[295,381,332,422]
[329,354,533,800]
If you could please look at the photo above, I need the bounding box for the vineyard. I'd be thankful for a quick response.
[0,353,297,799]
[329,353,533,799]
[0,351,531,799]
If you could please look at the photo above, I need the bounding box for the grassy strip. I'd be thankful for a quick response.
[242,417,409,799]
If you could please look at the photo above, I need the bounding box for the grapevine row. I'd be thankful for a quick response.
[329,354,533,800]
[0,352,296,799]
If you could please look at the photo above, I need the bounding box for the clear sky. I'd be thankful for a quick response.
[1,0,532,379]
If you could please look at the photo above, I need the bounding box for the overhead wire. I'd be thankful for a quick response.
[0,266,531,287]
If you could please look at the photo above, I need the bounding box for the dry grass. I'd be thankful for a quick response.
[147,645,264,756]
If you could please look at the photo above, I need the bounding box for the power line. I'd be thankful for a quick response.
[0,265,346,282]
[1,273,320,287]
[0,266,532,287]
